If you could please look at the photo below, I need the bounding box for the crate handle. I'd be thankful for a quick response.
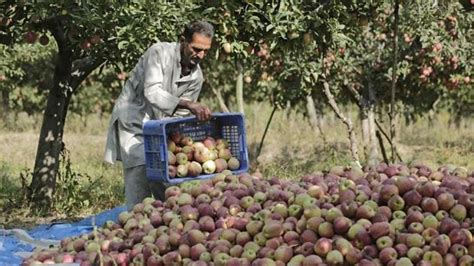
[160,134,166,162]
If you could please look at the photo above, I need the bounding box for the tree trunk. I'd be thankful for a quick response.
[236,62,244,114]
[322,80,361,166]
[345,84,402,162]
[29,54,73,213]
[28,21,104,212]
[389,0,400,163]
[256,105,277,162]
[454,110,462,129]
[307,95,320,136]
[427,98,440,128]
[211,85,230,113]
[427,109,435,128]
[362,83,370,159]
[367,106,378,163]
[364,82,379,164]
[284,100,292,119]
[29,57,102,213]
[315,100,325,128]
[361,104,370,159]
[1,89,9,122]
[306,95,326,144]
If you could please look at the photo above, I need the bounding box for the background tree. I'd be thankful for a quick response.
[0,1,199,212]
[341,1,473,161]
[0,42,54,124]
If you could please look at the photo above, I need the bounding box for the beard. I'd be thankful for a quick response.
[188,57,200,68]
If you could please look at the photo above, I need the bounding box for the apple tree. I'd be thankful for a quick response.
[198,2,261,115]
[195,1,380,165]
[0,41,55,124]
[0,0,200,212]
[337,0,473,161]
[229,0,380,165]
[199,0,472,165]
[235,0,472,164]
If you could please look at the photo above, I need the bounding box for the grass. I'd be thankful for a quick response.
[0,103,472,229]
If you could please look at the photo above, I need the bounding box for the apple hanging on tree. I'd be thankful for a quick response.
[117,72,127,81]
[80,40,92,50]
[39,34,49,46]
[223,42,232,54]
[24,31,38,44]
[89,34,101,45]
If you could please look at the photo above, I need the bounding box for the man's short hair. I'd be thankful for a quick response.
[182,20,214,42]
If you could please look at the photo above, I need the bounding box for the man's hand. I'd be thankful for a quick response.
[178,99,211,121]
[188,102,212,121]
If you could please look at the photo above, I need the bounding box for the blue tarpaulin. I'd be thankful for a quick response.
[0,205,127,266]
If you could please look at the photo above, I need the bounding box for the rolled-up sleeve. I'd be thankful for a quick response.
[143,47,180,116]
[182,77,203,102]
[173,77,203,117]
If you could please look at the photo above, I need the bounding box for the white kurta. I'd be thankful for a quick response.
[104,42,203,168]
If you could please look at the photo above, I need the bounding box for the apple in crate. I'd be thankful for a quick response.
[177,164,189,177]
[168,151,176,165]
[194,147,211,163]
[209,150,218,161]
[188,161,203,177]
[228,157,240,170]
[193,141,205,150]
[170,131,181,143]
[215,158,228,173]
[218,149,232,160]
[167,140,176,153]
[203,136,216,149]
[180,136,193,146]
[216,138,228,150]
[176,153,188,165]
[168,165,177,178]
[182,146,194,161]
[202,160,217,174]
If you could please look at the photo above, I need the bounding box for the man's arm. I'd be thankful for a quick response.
[143,46,181,116]
[143,45,211,120]
[177,98,211,121]
[175,75,211,121]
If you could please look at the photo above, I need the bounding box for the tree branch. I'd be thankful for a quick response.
[44,17,70,57]
[376,130,389,165]
[209,84,230,113]
[70,57,105,90]
[306,95,327,144]
[321,76,361,166]
[344,84,403,161]
[389,0,400,162]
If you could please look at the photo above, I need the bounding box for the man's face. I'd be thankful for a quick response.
[182,33,212,69]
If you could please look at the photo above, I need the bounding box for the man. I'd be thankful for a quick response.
[104,21,214,210]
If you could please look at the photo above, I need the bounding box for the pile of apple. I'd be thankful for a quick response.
[23,162,474,266]
[167,132,240,179]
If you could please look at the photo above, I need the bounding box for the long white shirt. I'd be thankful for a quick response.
[104,42,203,168]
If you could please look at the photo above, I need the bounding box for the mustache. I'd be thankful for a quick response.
[189,57,201,65]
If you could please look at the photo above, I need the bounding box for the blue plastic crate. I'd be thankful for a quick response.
[143,112,249,184]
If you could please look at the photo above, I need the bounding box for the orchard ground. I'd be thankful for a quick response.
[0,102,472,229]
